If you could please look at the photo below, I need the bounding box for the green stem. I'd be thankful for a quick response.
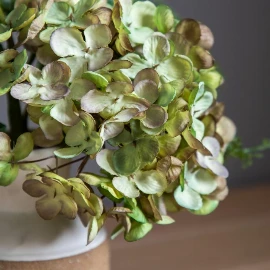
[48,156,86,172]
[12,155,56,165]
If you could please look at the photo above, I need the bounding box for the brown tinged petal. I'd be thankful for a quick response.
[175,18,201,46]
[157,156,183,184]
[208,177,229,201]
[134,68,160,87]
[32,128,63,148]
[188,46,215,70]
[198,23,214,50]
[92,7,112,25]
[216,116,237,145]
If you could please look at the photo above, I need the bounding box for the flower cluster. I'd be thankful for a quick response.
[0,0,236,242]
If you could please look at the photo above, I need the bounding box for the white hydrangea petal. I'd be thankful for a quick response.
[202,136,220,158]
[196,151,207,168]
[204,157,229,178]
[174,184,203,210]
[187,168,218,195]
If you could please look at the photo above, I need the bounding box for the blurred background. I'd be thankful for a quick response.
[0,1,270,269]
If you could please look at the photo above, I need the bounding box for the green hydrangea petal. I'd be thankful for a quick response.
[143,34,170,66]
[133,170,167,195]
[157,55,193,82]
[50,27,86,58]
[154,5,174,33]
[130,1,156,29]
[113,176,140,198]
[81,90,113,114]
[113,144,141,176]
[125,221,153,242]
[84,24,112,49]
[190,199,219,215]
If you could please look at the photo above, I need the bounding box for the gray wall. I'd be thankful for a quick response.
[0,0,269,186]
[165,0,270,186]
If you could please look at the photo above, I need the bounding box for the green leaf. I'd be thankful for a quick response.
[133,170,167,195]
[112,144,141,176]
[174,184,202,210]
[125,221,153,242]
[155,5,174,33]
[112,176,140,198]
[225,137,270,168]
[13,132,34,161]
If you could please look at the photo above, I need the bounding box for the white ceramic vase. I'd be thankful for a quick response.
[0,148,106,262]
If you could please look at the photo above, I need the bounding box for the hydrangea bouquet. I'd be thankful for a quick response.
[0,0,268,243]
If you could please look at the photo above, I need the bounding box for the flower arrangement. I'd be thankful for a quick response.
[0,0,269,243]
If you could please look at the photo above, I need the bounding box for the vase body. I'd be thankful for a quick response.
[0,148,109,270]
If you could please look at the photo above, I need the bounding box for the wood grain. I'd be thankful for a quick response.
[108,185,270,270]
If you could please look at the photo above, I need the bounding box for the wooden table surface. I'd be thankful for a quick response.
[107,185,270,270]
